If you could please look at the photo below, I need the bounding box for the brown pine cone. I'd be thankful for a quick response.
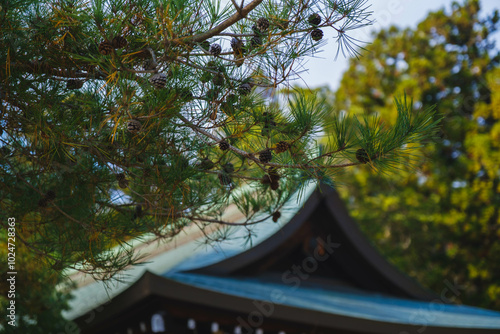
[98,41,114,55]
[272,211,281,222]
[275,141,290,153]
[219,141,230,151]
[258,149,273,163]
[112,35,128,49]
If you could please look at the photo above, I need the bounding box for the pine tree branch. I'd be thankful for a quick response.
[218,32,254,37]
[230,0,244,16]
[170,0,264,45]
[177,114,360,170]
[184,214,271,226]
[201,169,262,181]
[10,61,107,80]
[305,146,347,165]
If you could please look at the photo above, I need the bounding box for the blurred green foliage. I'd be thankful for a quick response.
[0,230,75,333]
[331,0,500,310]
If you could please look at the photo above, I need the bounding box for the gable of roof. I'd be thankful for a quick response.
[189,184,435,300]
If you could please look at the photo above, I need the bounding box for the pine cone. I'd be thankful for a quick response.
[261,174,271,185]
[112,35,128,49]
[252,24,261,36]
[270,180,279,191]
[209,43,221,56]
[127,119,141,134]
[231,37,245,66]
[197,158,215,170]
[238,83,252,96]
[98,41,113,55]
[272,211,281,222]
[218,172,232,186]
[222,163,235,174]
[212,72,225,86]
[45,190,56,201]
[268,168,280,182]
[134,205,143,219]
[311,29,324,41]
[66,79,84,90]
[143,59,158,70]
[259,149,273,163]
[116,173,126,182]
[219,141,230,151]
[308,13,321,26]
[256,17,270,32]
[355,148,371,164]
[251,36,262,48]
[149,73,167,89]
[118,179,129,189]
[231,37,244,51]
[261,168,280,185]
[275,141,290,153]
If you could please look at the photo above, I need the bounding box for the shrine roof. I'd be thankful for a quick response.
[166,272,500,330]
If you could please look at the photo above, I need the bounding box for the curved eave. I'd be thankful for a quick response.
[74,271,500,334]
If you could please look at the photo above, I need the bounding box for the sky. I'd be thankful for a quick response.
[296,0,500,91]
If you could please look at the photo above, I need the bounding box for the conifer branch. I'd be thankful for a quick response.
[171,0,264,45]
[9,61,107,80]
[178,114,360,170]
[184,214,271,226]
[230,0,244,16]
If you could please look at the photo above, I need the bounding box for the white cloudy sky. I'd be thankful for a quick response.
[295,0,500,91]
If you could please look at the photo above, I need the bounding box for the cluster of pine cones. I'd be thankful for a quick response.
[90,14,327,195]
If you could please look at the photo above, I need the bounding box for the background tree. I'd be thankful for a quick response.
[332,0,500,310]
[1,0,440,331]
[0,241,75,334]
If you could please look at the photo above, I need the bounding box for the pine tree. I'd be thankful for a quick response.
[0,0,439,288]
